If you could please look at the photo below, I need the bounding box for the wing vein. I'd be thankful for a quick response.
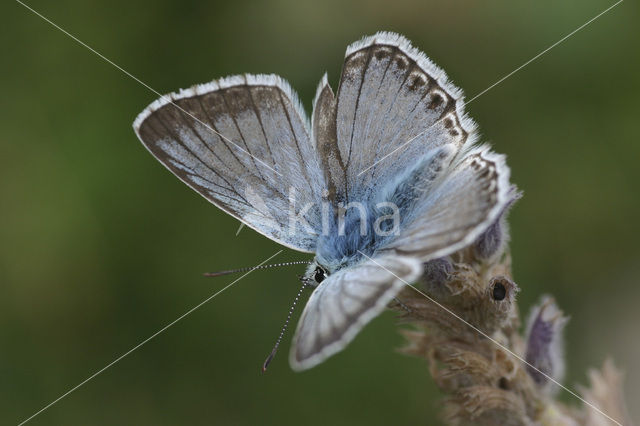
[172,102,246,200]
[367,61,415,185]
[246,85,277,169]
[345,47,375,174]
[277,90,314,193]
[147,113,240,196]
[220,91,269,184]
[195,95,250,175]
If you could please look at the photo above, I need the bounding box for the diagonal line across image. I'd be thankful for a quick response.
[356,0,623,178]
[17,250,283,425]
[358,250,624,426]
[13,1,628,425]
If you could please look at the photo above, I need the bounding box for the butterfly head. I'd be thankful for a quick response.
[301,260,331,288]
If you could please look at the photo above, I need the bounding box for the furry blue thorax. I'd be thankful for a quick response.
[313,148,448,272]
[314,204,383,272]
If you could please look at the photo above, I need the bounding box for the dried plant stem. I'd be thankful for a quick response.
[392,245,633,426]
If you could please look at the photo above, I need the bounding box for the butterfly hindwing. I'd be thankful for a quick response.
[312,74,345,205]
[290,255,422,371]
[383,147,510,260]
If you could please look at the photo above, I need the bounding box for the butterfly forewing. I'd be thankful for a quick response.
[134,75,325,252]
[333,33,475,202]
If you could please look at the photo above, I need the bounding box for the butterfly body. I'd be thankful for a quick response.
[134,32,512,371]
[314,204,382,270]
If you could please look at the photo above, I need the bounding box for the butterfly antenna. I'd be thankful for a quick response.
[203,260,310,277]
[262,279,309,373]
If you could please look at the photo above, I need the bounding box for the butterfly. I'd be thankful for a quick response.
[133,32,511,371]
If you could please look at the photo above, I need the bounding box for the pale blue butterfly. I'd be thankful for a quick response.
[133,32,512,371]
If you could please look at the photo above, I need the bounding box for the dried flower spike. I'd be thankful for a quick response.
[524,295,568,394]
[473,186,522,260]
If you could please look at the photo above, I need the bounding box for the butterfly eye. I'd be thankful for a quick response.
[314,267,326,283]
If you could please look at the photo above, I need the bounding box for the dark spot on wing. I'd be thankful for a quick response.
[407,73,427,92]
[343,50,369,80]
[394,54,409,70]
[470,158,483,170]
[374,47,392,60]
[443,117,453,129]
[428,92,444,110]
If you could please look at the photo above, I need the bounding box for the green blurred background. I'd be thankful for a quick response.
[2,0,638,424]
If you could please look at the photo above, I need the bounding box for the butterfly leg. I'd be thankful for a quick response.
[393,297,413,314]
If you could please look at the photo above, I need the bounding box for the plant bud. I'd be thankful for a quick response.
[473,185,522,260]
[524,296,568,394]
[420,257,453,296]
